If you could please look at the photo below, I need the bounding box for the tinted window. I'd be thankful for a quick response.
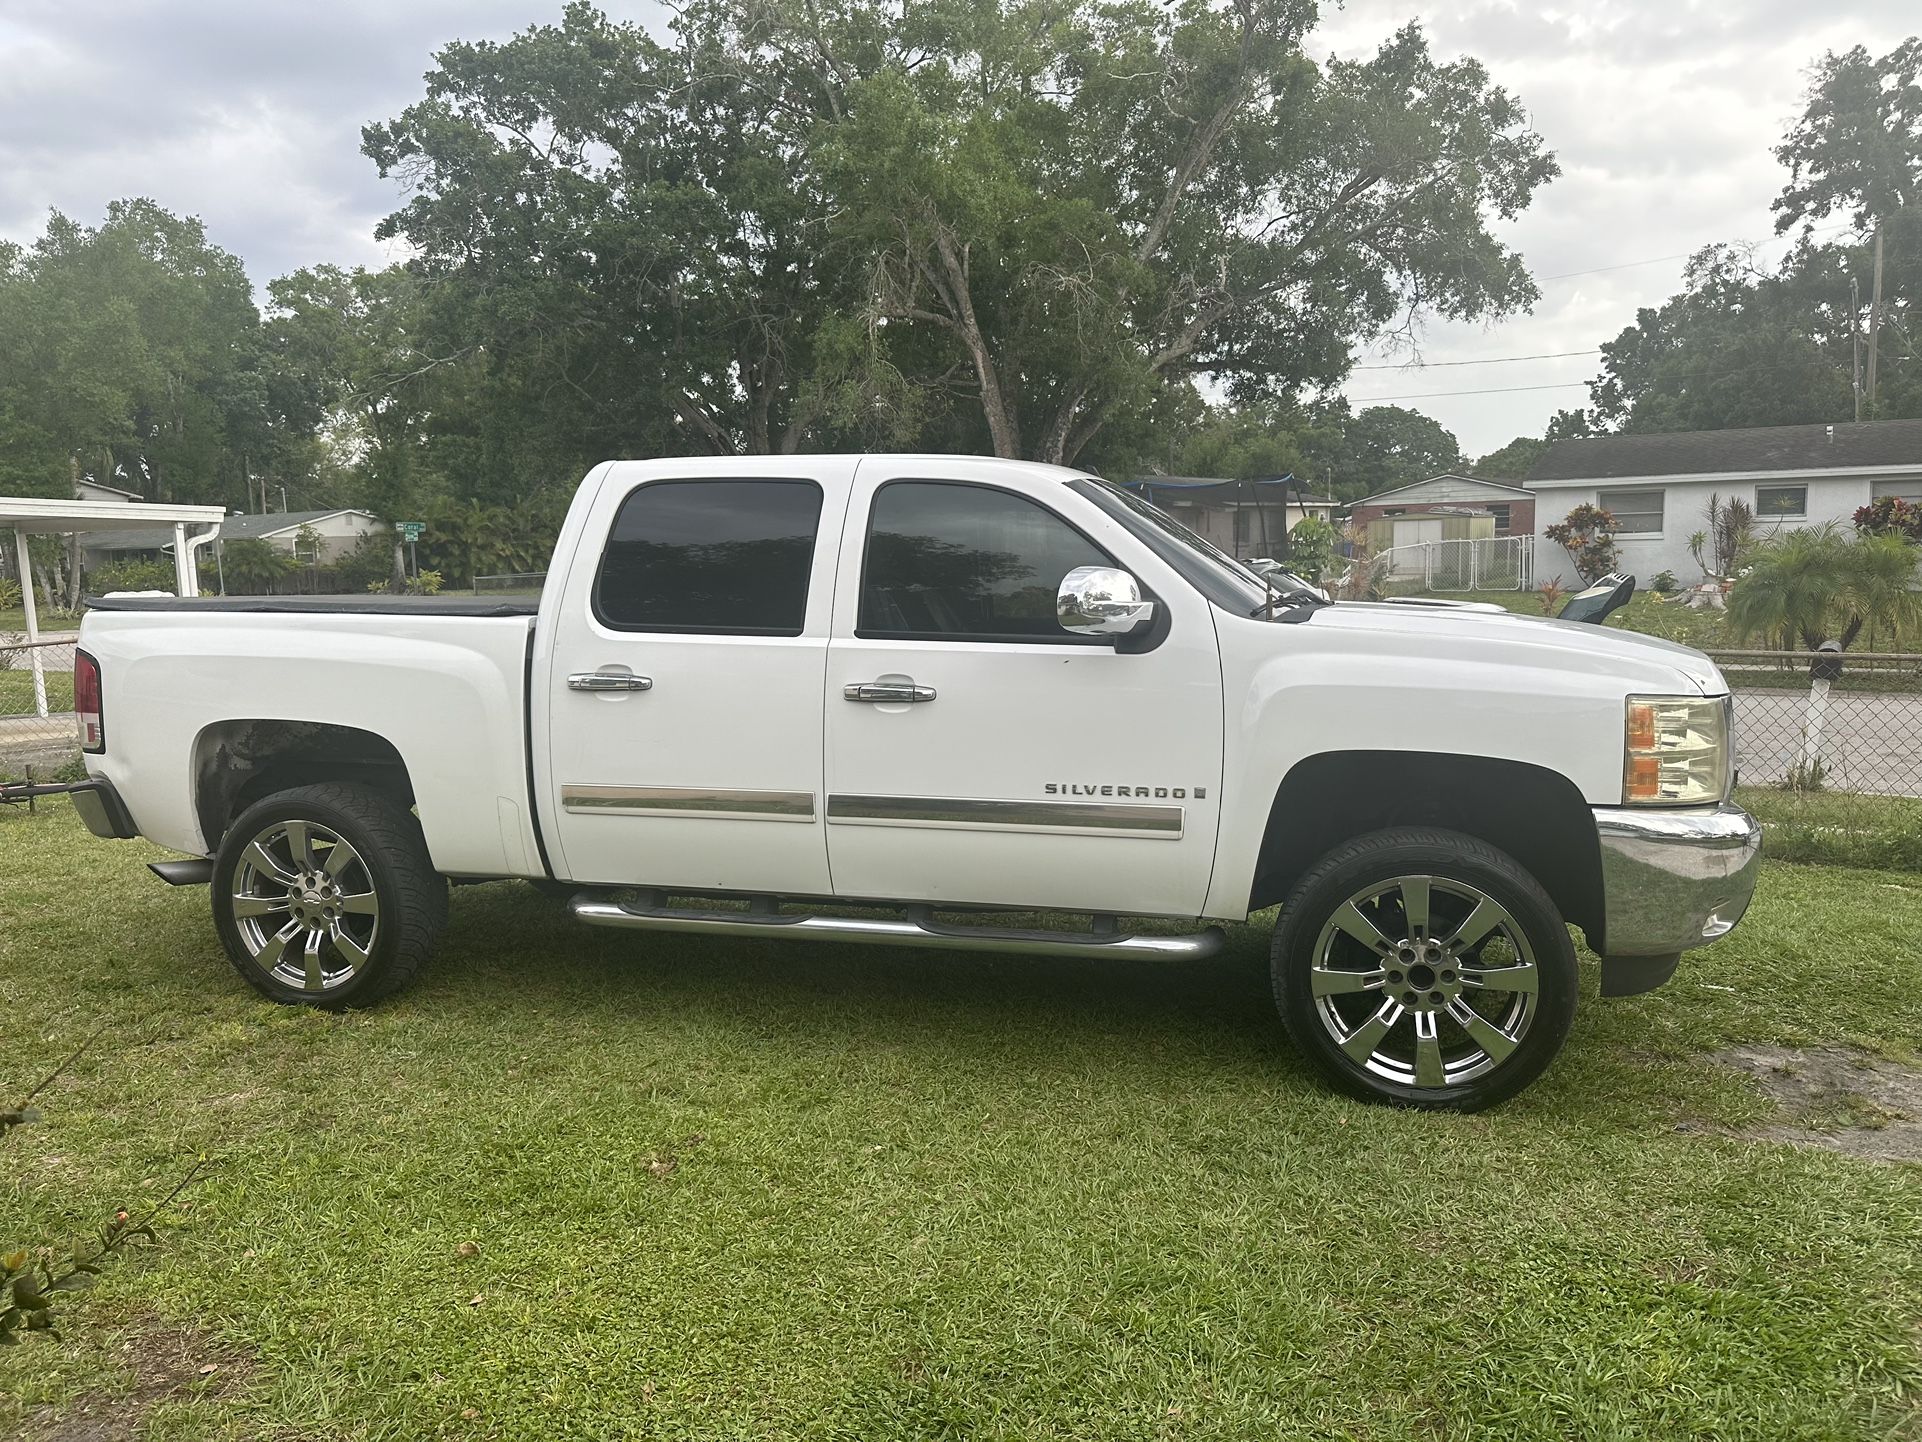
[859,481,1113,640]
[595,479,822,633]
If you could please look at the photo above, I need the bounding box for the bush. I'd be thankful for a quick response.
[88,558,175,594]
[1283,516,1338,585]
[1853,496,1922,541]
[1650,570,1678,594]
[0,578,19,611]
[1544,504,1619,584]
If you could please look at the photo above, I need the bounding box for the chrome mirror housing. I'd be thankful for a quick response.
[1056,566,1155,637]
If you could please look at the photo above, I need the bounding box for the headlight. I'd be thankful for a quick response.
[1623,695,1730,804]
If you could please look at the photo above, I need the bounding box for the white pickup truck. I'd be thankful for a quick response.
[67,454,1761,1109]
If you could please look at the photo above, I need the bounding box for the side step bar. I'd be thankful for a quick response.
[570,893,1226,960]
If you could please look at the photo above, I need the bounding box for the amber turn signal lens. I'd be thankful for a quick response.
[1625,753,1661,801]
[1625,702,1656,753]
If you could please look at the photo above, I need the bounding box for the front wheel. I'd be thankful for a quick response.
[1272,827,1577,1111]
[212,782,447,1008]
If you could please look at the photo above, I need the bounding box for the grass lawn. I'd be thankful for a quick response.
[2,801,1918,1440]
[0,667,75,717]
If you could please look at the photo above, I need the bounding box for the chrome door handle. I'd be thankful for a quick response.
[569,672,653,692]
[843,681,936,703]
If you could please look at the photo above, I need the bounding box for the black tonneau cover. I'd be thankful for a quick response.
[84,593,540,619]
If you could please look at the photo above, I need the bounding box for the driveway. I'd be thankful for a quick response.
[1733,689,1922,797]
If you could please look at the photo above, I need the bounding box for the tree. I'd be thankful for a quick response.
[1727,525,1922,650]
[1544,503,1619,583]
[220,538,298,595]
[1326,405,1462,500]
[1775,39,1921,234]
[0,202,278,512]
[1472,436,1546,480]
[364,0,1557,466]
[827,6,1555,463]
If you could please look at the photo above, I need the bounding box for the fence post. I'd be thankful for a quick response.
[1799,677,1830,785]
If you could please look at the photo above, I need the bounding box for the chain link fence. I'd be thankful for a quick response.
[1374,536,1534,591]
[1713,650,1922,798]
[0,636,80,774]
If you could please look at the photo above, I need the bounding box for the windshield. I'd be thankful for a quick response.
[1075,478,1274,613]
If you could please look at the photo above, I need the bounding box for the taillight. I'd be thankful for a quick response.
[74,649,104,753]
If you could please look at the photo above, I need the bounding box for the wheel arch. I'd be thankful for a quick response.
[1248,751,1606,950]
[193,720,416,853]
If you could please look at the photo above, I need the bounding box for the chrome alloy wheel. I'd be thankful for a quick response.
[229,820,379,993]
[1309,874,1540,1090]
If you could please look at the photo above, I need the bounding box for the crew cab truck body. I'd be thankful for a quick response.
[71,454,1762,1108]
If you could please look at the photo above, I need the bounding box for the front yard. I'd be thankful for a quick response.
[1,800,1918,1440]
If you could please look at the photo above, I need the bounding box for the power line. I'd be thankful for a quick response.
[1352,380,1592,402]
[1535,221,1858,284]
[1352,348,1600,370]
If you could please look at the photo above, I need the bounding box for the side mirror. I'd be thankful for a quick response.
[1057,566,1154,637]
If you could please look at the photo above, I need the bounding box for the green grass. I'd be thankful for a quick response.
[0,667,75,717]
[1739,785,1922,870]
[2,802,1919,1440]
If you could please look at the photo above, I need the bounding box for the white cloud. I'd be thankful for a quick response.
[1317,1,1916,454]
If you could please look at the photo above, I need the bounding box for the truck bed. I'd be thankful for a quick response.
[86,593,540,618]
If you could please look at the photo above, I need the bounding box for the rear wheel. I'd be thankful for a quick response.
[212,783,446,1008]
[1272,827,1577,1110]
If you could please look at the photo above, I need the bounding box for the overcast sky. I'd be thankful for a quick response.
[1,1,1916,457]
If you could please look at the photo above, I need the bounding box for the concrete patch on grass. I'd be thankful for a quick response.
[1717,1045,1922,1165]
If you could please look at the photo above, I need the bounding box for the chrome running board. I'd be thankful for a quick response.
[569,891,1225,960]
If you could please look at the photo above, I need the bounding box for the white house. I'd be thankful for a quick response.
[1526,419,1922,585]
[86,507,383,572]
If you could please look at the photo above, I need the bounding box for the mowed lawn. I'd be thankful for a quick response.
[0,668,75,718]
[1,802,1919,1441]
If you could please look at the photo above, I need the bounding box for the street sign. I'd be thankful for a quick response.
[397,521,425,543]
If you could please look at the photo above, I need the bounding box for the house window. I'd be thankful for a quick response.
[1487,503,1512,534]
[1871,480,1922,504]
[1597,488,1664,536]
[1755,484,1807,519]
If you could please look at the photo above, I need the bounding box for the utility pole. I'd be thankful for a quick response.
[1866,222,1885,416]
[1850,275,1863,423]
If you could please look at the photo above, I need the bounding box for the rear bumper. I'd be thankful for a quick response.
[70,777,140,840]
[1593,802,1761,992]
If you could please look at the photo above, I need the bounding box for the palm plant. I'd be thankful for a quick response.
[1727,525,1922,651]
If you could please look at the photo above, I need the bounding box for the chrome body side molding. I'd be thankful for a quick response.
[561,786,817,822]
[825,793,1183,838]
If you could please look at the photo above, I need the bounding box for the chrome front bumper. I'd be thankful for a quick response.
[1594,803,1761,973]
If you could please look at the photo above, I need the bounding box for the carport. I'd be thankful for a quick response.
[2,496,226,718]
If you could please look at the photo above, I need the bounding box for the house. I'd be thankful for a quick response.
[74,478,146,505]
[1525,419,1922,585]
[85,508,383,573]
[1122,476,1339,560]
[1347,474,1535,545]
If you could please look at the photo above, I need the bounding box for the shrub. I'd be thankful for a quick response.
[88,558,175,594]
[1650,570,1679,594]
[0,578,19,611]
[1853,495,1922,541]
[1543,504,1619,583]
[1537,579,1566,615]
[1283,516,1338,585]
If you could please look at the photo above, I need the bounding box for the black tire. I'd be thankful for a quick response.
[1272,827,1577,1111]
[212,782,446,1009]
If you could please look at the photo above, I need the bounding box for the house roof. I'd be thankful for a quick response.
[1352,473,1533,506]
[75,480,145,501]
[84,508,378,553]
[1526,419,1922,484]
